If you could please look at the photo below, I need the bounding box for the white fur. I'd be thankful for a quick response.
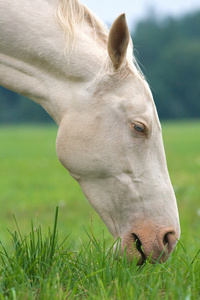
[0,0,180,261]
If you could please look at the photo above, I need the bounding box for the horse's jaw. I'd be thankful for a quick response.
[77,173,180,264]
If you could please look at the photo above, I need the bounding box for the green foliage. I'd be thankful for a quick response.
[133,11,200,119]
[0,89,52,124]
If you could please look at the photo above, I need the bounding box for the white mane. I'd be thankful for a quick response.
[54,0,143,77]
[55,0,108,44]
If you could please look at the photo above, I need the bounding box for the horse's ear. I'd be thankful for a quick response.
[108,13,130,70]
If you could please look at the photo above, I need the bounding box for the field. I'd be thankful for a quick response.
[0,122,200,299]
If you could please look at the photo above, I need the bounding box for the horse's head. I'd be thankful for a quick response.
[56,14,180,264]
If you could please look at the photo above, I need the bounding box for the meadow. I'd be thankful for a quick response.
[0,122,200,299]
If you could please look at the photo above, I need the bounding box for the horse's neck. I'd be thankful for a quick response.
[0,0,106,124]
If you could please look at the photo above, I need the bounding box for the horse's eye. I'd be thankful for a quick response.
[133,122,145,133]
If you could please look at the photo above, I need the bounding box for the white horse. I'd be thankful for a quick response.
[0,0,180,264]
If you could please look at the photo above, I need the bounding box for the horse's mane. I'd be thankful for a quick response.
[55,0,144,78]
[55,0,108,44]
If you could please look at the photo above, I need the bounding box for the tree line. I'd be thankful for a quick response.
[0,9,200,123]
[133,10,200,119]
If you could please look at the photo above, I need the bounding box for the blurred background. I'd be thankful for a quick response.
[0,0,200,122]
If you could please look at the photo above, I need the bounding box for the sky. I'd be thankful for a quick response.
[82,0,200,29]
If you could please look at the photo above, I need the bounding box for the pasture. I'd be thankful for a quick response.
[0,122,200,299]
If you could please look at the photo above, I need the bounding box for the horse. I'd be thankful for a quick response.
[0,0,180,264]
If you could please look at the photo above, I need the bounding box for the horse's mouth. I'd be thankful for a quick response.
[132,233,146,263]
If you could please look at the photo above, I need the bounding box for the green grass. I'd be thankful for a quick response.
[0,122,200,299]
[162,121,200,250]
[1,207,200,299]
[0,125,111,249]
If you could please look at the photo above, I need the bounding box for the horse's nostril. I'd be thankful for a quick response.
[163,232,170,246]
[163,231,176,254]
[132,233,146,262]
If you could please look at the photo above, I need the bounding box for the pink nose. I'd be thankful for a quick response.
[122,225,178,265]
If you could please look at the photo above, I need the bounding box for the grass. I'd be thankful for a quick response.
[162,121,200,250]
[0,121,200,298]
[0,207,200,299]
[0,125,111,249]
